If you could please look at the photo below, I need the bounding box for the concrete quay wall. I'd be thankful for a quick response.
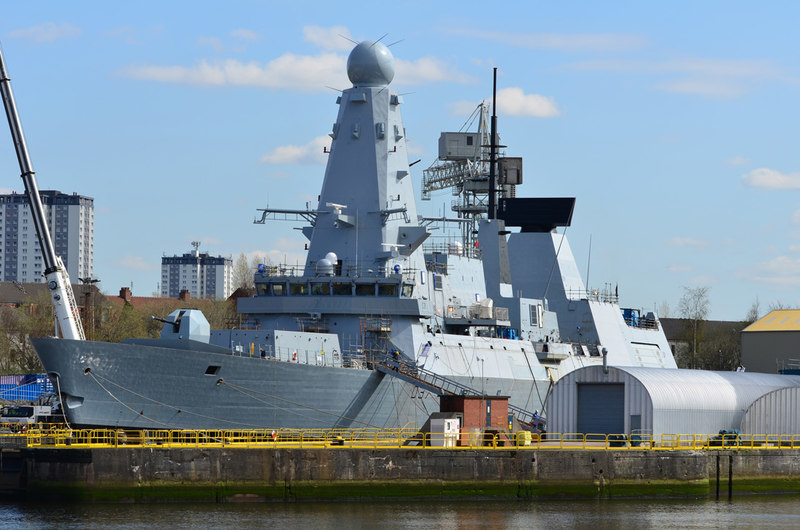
[5,447,800,502]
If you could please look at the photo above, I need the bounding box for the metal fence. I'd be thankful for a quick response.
[5,425,800,451]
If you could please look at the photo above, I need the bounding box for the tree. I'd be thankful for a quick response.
[232,253,253,291]
[768,300,792,311]
[678,286,710,369]
[745,298,760,323]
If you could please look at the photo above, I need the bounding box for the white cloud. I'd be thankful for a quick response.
[742,168,800,190]
[752,256,800,286]
[231,29,260,42]
[112,255,157,271]
[261,135,331,165]
[725,156,750,166]
[394,57,475,85]
[449,100,484,116]
[9,22,81,43]
[566,58,781,98]
[0,187,13,195]
[120,53,348,91]
[105,25,165,45]
[447,29,646,52]
[245,240,307,268]
[567,58,780,77]
[449,88,560,119]
[496,87,560,117]
[197,37,224,53]
[303,25,354,51]
[655,78,745,98]
[666,237,710,249]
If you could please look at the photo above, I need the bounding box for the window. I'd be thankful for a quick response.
[289,282,308,295]
[311,282,330,295]
[355,283,375,296]
[332,282,351,295]
[378,283,398,296]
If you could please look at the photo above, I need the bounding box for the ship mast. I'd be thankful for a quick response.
[0,46,85,340]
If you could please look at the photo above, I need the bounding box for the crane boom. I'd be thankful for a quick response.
[0,46,85,340]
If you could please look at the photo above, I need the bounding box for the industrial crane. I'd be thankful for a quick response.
[0,46,85,340]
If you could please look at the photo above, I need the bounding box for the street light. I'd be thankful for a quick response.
[78,277,100,340]
[477,356,485,395]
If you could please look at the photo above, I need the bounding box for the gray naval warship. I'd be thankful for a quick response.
[31,41,677,430]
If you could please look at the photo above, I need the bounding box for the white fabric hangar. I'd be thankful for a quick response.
[545,366,800,436]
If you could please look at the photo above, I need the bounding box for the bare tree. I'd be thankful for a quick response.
[745,297,760,323]
[678,286,710,369]
[768,300,792,311]
[657,300,671,319]
[232,253,253,290]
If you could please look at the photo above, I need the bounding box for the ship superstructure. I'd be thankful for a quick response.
[27,41,675,430]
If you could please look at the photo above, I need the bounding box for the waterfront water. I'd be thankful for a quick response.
[1,496,800,529]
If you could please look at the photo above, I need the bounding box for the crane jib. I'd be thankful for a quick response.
[0,46,85,341]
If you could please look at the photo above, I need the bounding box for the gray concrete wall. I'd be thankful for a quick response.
[5,447,800,501]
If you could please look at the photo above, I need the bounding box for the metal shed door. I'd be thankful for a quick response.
[577,383,624,435]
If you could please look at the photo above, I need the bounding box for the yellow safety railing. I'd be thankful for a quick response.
[7,425,800,450]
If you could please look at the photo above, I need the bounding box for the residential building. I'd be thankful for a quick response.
[161,246,232,299]
[0,190,94,283]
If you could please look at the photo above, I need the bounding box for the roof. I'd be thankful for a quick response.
[618,366,800,412]
[742,309,800,332]
[660,317,747,341]
[0,281,104,306]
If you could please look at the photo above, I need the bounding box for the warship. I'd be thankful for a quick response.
[21,41,676,430]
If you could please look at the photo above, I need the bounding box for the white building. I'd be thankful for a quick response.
[0,190,94,283]
[161,247,232,299]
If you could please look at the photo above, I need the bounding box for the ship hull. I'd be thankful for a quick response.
[31,337,548,430]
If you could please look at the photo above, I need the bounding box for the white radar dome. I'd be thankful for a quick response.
[347,40,395,87]
[324,252,338,264]
[316,258,334,276]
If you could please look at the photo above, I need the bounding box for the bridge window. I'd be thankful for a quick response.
[311,282,331,295]
[401,284,414,297]
[290,282,308,295]
[332,282,352,295]
[355,283,375,296]
[256,283,269,296]
[272,282,286,296]
[378,283,398,296]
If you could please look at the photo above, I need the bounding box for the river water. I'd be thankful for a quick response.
[2,496,799,529]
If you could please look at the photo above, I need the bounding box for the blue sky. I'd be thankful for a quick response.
[2,1,800,321]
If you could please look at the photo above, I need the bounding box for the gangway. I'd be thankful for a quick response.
[374,357,539,424]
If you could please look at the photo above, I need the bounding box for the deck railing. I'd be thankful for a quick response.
[5,425,800,451]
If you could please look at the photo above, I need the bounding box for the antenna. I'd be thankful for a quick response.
[488,68,498,220]
[585,234,592,290]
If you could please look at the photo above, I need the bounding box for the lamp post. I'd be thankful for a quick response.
[78,277,100,340]
[477,356,485,396]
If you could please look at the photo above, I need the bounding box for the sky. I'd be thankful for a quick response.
[1,1,800,321]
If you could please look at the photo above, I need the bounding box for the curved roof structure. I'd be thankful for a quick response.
[741,386,800,435]
[546,365,800,435]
